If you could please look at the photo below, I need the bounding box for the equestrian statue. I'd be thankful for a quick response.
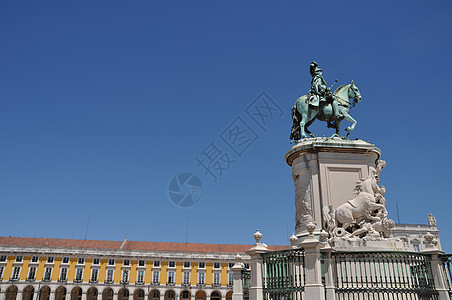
[290,62,363,140]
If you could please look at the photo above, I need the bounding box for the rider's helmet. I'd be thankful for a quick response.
[310,61,322,77]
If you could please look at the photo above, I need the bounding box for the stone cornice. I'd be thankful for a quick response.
[285,138,380,166]
[0,246,251,261]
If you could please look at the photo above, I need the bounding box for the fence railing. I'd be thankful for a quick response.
[242,269,250,300]
[262,248,305,300]
[441,254,452,298]
[332,251,439,300]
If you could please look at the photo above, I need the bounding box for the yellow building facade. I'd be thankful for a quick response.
[0,237,287,300]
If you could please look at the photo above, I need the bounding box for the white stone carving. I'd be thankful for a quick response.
[249,229,268,251]
[424,232,438,250]
[253,229,263,243]
[289,233,298,248]
[322,205,335,236]
[295,179,314,229]
[327,160,395,239]
[428,213,437,227]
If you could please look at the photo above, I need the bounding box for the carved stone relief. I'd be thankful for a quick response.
[324,160,395,240]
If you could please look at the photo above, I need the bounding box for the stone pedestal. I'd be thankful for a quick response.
[285,138,380,239]
[300,231,325,300]
[246,230,269,300]
[230,256,245,300]
[330,237,408,251]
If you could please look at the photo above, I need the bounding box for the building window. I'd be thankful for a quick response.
[214,262,220,269]
[228,273,234,286]
[137,270,144,283]
[198,272,205,285]
[106,269,114,282]
[62,257,69,264]
[60,268,68,281]
[0,266,4,280]
[168,261,175,268]
[44,267,52,281]
[183,272,190,285]
[75,268,83,281]
[138,260,145,266]
[167,271,175,285]
[213,273,220,286]
[123,260,130,266]
[78,258,85,264]
[244,263,250,269]
[122,270,129,283]
[93,258,100,265]
[28,267,36,280]
[414,244,420,252]
[108,259,115,265]
[91,269,98,282]
[16,256,23,262]
[47,257,54,263]
[153,261,160,267]
[152,271,160,284]
[229,263,234,268]
[152,291,159,298]
[198,262,205,268]
[0,256,6,262]
[31,256,39,262]
[183,262,190,268]
[182,291,189,299]
[11,266,21,280]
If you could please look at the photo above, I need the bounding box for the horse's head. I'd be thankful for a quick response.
[348,80,362,103]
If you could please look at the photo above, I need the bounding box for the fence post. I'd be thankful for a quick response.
[231,254,245,300]
[300,222,325,300]
[320,231,336,300]
[423,233,451,300]
[246,230,269,300]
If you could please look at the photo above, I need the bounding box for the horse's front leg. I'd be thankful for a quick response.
[342,110,357,132]
[332,118,342,138]
[304,116,316,138]
[368,203,388,219]
[363,209,381,222]
[299,119,308,139]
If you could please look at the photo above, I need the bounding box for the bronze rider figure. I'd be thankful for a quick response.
[309,61,341,120]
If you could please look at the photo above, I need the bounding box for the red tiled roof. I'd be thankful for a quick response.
[0,237,288,254]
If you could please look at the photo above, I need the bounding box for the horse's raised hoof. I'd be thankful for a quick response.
[345,127,353,132]
[309,133,316,138]
[331,134,340,138]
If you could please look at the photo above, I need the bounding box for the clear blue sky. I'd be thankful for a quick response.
[1,1,452,251]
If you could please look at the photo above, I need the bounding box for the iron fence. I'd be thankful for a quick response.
[262,248,305,300]
[440,254,452,298]
[332,251,439,300]
[242,269,250,300]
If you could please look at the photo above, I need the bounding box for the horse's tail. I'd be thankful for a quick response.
[290,104,302,141]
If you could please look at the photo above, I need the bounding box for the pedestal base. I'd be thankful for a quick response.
[285,137,381,237]
[330,237,408,251]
